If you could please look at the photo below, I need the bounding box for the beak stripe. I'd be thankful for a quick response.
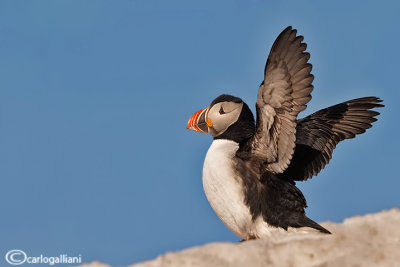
[187,108,209,133]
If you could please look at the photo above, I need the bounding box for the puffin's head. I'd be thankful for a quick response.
[187,94,255,143]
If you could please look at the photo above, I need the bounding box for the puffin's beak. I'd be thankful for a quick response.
[187,107,209,133]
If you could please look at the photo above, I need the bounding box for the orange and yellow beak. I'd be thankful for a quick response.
[187,107,210,133]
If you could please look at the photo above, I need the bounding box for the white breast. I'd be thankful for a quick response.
[202,139,273,239]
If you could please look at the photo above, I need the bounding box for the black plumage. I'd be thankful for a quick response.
[235,155,331,234]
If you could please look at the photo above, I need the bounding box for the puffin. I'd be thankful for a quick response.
[186,26,383,239]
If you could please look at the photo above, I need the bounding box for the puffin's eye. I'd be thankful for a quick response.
[219,106,225,115]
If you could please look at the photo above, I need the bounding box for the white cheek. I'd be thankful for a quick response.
[211,116,229,133]
[207,103,242,136]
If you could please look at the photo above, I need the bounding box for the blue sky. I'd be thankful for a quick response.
[0,0,399,266]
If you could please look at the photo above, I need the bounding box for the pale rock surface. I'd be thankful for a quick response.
[77,209,400,267]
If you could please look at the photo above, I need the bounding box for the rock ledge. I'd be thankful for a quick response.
[79,209,400,267]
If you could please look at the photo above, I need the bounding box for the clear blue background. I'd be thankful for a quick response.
[0,1,398,266]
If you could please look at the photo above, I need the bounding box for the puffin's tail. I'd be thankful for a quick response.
[302,216,331,234]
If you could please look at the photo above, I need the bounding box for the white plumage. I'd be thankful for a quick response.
[202,139,274,239]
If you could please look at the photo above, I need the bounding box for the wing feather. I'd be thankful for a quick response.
[279,97,384,181]
[241,26,314,174]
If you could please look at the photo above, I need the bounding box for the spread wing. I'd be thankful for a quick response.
[279,97,384,181]
[242,26,314,174]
